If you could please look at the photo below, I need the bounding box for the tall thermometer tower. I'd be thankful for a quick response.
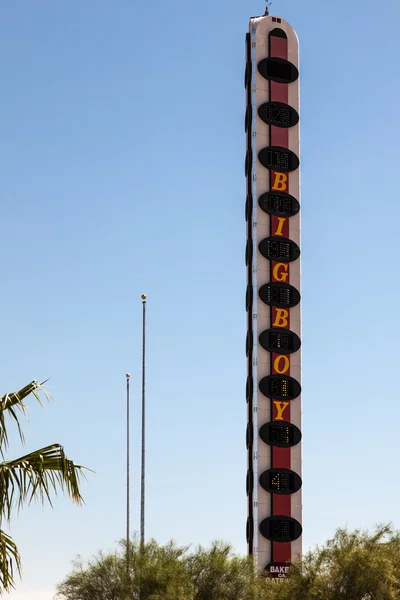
[245,9,302,578]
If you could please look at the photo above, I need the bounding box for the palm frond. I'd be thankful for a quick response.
[0,444,86,521]
[0,529,21,592]
[0,380,52,451]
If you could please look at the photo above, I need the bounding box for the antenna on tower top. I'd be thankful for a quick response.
[265,1,272,15]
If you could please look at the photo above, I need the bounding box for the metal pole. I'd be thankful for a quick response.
[126,373,131,575]
[140,295,147,548]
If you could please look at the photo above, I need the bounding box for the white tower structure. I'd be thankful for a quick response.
[245,12,302,577]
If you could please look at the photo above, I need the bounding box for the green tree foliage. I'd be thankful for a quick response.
[56,538,266,600]
[131,539,191,600]
[55,552,126,600]
[56,539,191,600]
[0,380,85,592]
[263,524,400,600]
[187,540,265,600]
[57,525,400,600]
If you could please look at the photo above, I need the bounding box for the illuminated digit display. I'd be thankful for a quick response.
[259,237,300,262]
[259,328,301,354]
[259,468,302,495]
[270,424,292,445]
[272,473,289,491]
[258,146,300,172]
[259,282,301,308]
[245,11,302,578]
[259,421,302,448]
[273,520,292,539]
[258,102,299,128]
[259,516,302,543]
[258,191,300,218]
[259,374,301,400]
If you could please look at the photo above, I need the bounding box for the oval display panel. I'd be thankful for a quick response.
[246,469,254,496]
[258,57,299,84]
[259,516,302,543]
[246,375,253,403]
[259,236,300,262]
[246,330,253,358]
[245,61,252,88]
[259,420,302,448]
[259,328,301,354]
[246,284,253,311]
[245,192,253,222]
[245,149,253,176]
[246,33,250,53]
[259,191,300,218]
[258,146,299,173]
[246,516,254,544]
[245,239,253,267]
[258,102,299,128]
[259,374,301,401]
[259,282,301,308]
[245,105,252,132]
[246,174,252,198]
[259,468,302,495]
[246,422,253,449]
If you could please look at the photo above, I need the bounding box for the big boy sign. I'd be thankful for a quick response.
[245,13,302,577]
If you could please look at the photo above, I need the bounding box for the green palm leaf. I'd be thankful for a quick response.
[0,529,21,591]
[0,444,85,521]
[0,380,51,451]
[0,380,87,593]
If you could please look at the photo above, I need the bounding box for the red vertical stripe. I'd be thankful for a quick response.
[269,32,291,565]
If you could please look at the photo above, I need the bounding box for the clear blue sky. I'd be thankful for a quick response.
[2,0,400,597]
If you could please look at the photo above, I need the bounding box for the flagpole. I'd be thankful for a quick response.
[140,295,147,548]
[126,373,131,574]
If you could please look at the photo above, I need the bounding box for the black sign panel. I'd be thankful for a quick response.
[246,284,253,312]
[259,374,301,400]
[259,282,301,308]
[259,191,300,218]
[246,423,253,449]
[258,101,299,128]
[258,146,299,173]
[246,330,253,358]
[259,328,301,354]
[245,104,253,132]
[259,236,300,262]
[246,376,253,404]
[245,61,252,88]
[245,149,253,176]
[246,469,254,496]
[259,421,302,448]
[246,516,254,543]
[259,516,302,542]
[245,192,253,222]
[245,239,253,267]
[259,468,302,495]
[258,57,299,84]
